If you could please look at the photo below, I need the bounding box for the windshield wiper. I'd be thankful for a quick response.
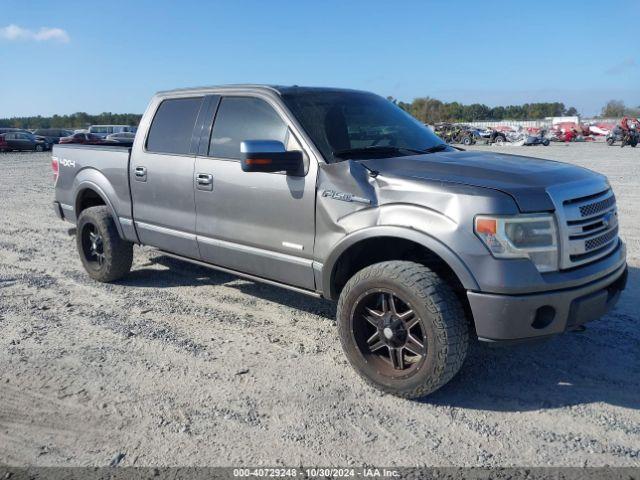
[333,145,431,159]
[420,143,450,154]
[333,144,451,159]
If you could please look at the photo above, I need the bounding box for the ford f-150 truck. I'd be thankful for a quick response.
[52,85,627,398]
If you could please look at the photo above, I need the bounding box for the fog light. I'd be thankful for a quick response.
[531,306,555,329]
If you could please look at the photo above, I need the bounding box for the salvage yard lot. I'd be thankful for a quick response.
[0,142,638,466]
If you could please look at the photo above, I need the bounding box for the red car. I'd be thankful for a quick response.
[59,132,105,145]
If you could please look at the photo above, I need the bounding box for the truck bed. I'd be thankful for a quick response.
[53,143,134,230]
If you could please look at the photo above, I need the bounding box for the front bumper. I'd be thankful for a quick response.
[468,263,628,342]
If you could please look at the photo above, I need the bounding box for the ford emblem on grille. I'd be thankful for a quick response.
[602,211,617,229]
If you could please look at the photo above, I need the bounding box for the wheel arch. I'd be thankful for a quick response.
[73,174,124,239]
[322,226,479,301]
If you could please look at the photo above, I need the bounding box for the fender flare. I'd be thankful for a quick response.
[73,170,125,239]
[321,225,479,300]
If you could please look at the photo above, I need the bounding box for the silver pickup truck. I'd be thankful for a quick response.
[52,85,627,398]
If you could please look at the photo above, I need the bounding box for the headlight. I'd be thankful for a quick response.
[474,214,559,272]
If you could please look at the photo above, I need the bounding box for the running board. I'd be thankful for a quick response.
[153,250,324,299]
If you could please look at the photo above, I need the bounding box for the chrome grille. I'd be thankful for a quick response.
[547,180,620,269]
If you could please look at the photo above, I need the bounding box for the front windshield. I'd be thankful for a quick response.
[281,90,449,163]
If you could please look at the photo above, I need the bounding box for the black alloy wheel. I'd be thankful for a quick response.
[352,289,426,375]
[80,222,106,269]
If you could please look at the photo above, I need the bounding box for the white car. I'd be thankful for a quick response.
[105,132,136,143]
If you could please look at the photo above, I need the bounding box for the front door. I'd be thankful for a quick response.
[194,95,317,290]
[130,96,205,259]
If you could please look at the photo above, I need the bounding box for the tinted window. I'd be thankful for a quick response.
[147,97,203,155]
[282,90,447,163]
[210,97,287,159]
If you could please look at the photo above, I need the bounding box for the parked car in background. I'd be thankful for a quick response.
[34,135,55,150]
[433,123,477,145]
[32,128,75,145]
[523,129,550,146]
[88,125,137,138]
[0,131,49,152]
[59,133,105,145]
[0,127,31,135]
[105,131,136,143]
[478,128,508,145]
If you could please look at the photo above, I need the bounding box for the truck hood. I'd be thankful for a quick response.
[362,151,605,212]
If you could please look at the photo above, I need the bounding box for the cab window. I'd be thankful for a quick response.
[146,97,203,155]
[209,97,287,160]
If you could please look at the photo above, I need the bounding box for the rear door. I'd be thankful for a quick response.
[130,96,206,258]
[16,133,33,150]
[193,94,317,290]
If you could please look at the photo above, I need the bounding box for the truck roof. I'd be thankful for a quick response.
[155,84,369,97]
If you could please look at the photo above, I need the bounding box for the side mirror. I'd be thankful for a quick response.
[240,140,303,175]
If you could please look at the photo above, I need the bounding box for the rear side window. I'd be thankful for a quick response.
[210,97,287,159]
[147,97,203,155]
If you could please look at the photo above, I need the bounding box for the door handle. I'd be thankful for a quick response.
[196,173,212,185]
[135,166,146,176]
[196,173,213,191]
[134,166,147,182]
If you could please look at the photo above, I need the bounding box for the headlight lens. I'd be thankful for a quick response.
[474,214,559,272]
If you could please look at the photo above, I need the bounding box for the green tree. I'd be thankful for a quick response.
[601,100,625,118]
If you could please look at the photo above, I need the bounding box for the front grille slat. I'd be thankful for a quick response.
[579,195,616,217]
[585,226,618,251]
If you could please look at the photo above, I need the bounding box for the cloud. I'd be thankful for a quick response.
[0,24,70,43]
[605,58,637,75]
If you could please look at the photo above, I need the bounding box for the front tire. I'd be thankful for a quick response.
[76,206,133,282]
[35,144,44,152]
[337,261,469,399]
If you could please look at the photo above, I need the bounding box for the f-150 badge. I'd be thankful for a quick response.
[322,189,371,205]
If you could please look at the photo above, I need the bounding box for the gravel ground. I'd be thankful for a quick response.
[0,142,638,467]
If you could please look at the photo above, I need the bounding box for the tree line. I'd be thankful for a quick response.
[0,112,142,129]
[1,100,638,129]
[391,98,639,124]
[391,97,579,124]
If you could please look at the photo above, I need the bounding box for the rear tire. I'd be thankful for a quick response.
[606,137,615,146]
[35,144,44,152]
[337,261,469,399]
[76,206,133,282]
